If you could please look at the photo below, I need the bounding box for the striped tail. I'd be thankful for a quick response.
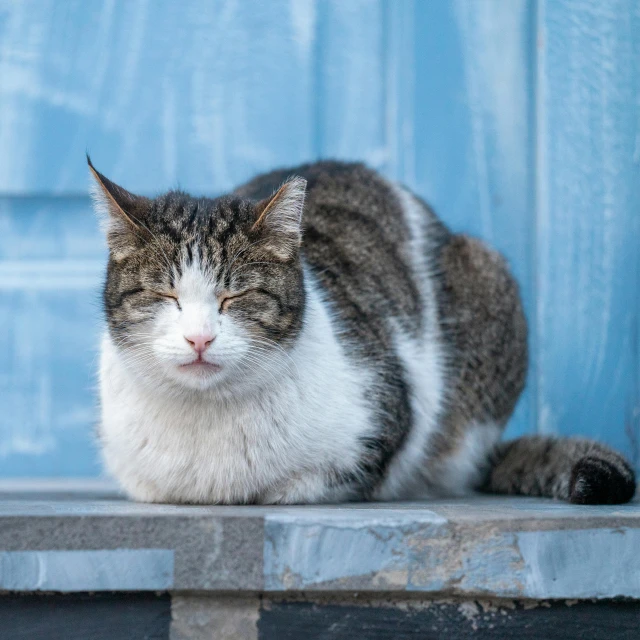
[481,435,636,504]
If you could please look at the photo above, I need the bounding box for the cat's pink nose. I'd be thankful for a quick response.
[184,334,214,355]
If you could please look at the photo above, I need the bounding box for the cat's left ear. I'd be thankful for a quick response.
[252,177,306,258]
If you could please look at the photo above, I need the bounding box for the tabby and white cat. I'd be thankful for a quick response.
[90,157,635,505]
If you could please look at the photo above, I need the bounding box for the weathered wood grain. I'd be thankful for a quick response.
[0,0,317,194]
[535,0,640,464]
[0,197,103,475]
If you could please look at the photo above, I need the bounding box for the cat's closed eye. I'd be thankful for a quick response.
[218,291,250,312]
[150,290,181,310]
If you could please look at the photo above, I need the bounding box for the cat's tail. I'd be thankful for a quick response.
[480,435,636,504]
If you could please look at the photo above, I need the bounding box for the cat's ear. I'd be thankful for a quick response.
[252,177,306,259]
[87,154,151,259]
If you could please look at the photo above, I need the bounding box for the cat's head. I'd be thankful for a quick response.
[89,156,306,392]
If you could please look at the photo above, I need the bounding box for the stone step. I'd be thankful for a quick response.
[0,484,638,639]
[0,484,638,599]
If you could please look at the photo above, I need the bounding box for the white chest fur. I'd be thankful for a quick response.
[98,278,375,504]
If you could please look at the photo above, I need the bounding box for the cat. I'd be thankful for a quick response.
[89,156,636,505]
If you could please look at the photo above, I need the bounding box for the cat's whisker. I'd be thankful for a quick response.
[243,337,301,379]
[235,341,298,377]
[236,352,288,392]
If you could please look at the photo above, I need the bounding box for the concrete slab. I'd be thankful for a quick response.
[0,484,638,598]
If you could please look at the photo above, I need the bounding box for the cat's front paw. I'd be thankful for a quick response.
[260,474,332,505]
[121,479,172,504]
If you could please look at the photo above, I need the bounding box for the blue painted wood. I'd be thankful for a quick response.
[0,0,316,195]
[0,197,103,476]
[0,0,637,476]
[312,0,387,165]
[535,0,640,465]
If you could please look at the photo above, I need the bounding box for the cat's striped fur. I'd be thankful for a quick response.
[91,158,635,505]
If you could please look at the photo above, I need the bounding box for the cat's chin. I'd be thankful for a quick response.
[142,360,228,392]
[173,363,225,390]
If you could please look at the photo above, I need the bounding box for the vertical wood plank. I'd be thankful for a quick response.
[0,197,103,476]
[536,0,640,463]
[312,0,418,178]
[313,0,387,164]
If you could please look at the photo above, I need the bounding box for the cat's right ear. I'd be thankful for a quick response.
[87,154,151,259]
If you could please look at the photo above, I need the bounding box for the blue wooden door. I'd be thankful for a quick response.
[0,0,637,477]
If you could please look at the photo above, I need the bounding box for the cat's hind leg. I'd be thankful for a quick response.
[432,234,635,504]
[425,234,527,496]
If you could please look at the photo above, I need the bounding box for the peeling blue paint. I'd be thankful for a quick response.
[516,528,640,599]
[264,510,447,591]
[264,509,640,598]
[0,549,174,591]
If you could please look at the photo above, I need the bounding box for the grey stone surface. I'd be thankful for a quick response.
[0,484,638,598]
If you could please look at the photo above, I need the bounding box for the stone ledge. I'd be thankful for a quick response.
[0,482,638,599]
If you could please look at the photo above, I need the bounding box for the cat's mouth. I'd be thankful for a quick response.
[179,359,222,373]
